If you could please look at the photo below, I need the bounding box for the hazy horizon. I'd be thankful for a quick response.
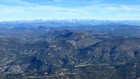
[1,19,140,22]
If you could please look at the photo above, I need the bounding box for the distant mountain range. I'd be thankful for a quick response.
[0,20,140,79]
[0,19,140,28]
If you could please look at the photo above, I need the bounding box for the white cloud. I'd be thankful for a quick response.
[0,0,140,20]
[120,5,140,11]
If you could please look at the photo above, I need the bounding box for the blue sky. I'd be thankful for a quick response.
[0,0,140,21]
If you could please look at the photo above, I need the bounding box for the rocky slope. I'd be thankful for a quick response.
[0,24,140,79]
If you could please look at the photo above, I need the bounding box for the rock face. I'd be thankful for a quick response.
[0,24,140,79]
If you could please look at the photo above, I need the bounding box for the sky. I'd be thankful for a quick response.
[0,0,140,21]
